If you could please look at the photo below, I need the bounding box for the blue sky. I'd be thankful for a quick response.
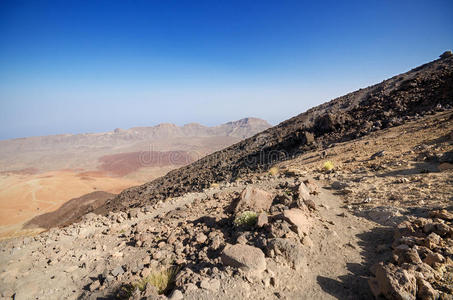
[0,0,452,140]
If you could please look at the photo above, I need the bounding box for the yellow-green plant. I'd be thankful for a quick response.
[323,161,334,171]
[269,166,279,176]
[234,211,258,227]
[122,266,180,297]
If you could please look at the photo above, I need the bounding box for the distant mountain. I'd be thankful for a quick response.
[0,118,271,173]
[0,118,271,153]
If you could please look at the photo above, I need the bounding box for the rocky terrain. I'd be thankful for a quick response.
[0,52,452,300]
[99,52,453,213]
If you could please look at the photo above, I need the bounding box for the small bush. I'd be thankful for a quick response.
[234,211,258,227]
[121,266,180,297]
[269,166,279,176]
[323,161,334,171]
[210,182,220,188]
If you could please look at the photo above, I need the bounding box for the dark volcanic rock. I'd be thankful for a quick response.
[95,56,453,214]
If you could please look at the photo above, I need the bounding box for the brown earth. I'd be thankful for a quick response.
[0,170,141,239]
[98,151,196,177]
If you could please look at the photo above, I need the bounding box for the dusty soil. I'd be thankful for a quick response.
[98,151,196,177]
[0,170,141,239]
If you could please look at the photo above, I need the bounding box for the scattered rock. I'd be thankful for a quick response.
[281,209,311,236]
[221,244,266,275]
[89,280,100,292]
[168,289,184,300]
[111,266,125,277]
[257,212,268,227]
[266,238,306,271]
[235,186,274,213]
[369,263,417,300]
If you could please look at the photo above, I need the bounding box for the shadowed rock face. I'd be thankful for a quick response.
[96,56,453,214]
[25,191,115,229]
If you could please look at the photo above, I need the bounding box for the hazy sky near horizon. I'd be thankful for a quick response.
[0,0,452,140]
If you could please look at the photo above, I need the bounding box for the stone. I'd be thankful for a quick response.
[111,266,125,277]
[235,186,274,213]
[424,233,441,249]
[195,233,207,244]
[367,206,405,227]
[256,212,268,227]
[210,235,223,250]
[331,181,348,190]
[266,238,306,271]
[368,263,416,300]
[89,280,100,292]
[423,252,445,268]
[394,248,422,265]
[221,244,266,275]
[200,278,220,291]
[168,289,184,300]
[416,277,439,300]
[429,209,453,221]
[281,209,311,236]
[298,183,311,202]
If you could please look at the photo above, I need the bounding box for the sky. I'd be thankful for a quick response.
[0,0,452,140]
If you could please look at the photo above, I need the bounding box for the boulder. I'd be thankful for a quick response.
[416,277,439,300]
[281,209,311,236]
[298,183,311,202]
[369,263,417,300]
[266,238,306,271]
[235,187,273,213]
[221,244,266,275]
[423,252,445,268]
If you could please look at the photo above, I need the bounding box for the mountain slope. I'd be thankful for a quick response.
[99,54,453,213]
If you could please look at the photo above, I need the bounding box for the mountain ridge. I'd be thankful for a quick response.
[98,54,453,214]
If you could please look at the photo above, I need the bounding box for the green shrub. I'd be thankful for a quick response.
[120,266,180,297]
[234,211,258,227]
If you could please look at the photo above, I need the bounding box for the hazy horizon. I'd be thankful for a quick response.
[1,0,452,140]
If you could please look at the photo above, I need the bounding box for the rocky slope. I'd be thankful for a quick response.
[100,53,453,213]
[1,108,451,300]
